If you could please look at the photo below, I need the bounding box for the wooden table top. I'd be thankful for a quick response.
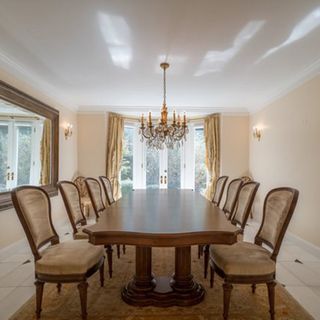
[84,189,239,247]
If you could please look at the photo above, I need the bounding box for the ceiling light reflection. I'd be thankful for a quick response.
[194,20,265,76]
[257,7,320,63]
[98,13,132,69]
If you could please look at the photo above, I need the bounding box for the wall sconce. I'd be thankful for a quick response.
[253,127,262,141]
[64,123,73,140]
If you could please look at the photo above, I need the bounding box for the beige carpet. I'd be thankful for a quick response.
[10,246,313,320]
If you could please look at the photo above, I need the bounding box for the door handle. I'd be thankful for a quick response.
[11,172,14,180]
[164,176,167,184]
[160,176,163,184]
[7,172,10,181]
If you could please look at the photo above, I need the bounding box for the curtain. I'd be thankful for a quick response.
[40,119,51,185]
[204,114,221,200]
[106,112,124,201]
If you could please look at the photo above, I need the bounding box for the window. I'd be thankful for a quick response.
[194,127,207,194]
[0,119,43,192]
[120,125,134,194]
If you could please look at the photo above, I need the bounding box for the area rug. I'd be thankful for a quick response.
[10,246,313,320]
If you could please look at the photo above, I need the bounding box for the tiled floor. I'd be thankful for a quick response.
[0,221,320,320]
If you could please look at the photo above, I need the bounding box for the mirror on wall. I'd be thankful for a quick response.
[0,80,59,210]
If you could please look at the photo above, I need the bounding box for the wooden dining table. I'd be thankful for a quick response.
[83,189,239,307]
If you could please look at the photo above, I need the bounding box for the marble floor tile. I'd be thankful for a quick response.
[0,263,34,287]
[276,263,304,286]
[0,262,20,279]
[0,287,15,301]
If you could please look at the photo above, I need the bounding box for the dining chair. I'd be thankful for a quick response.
[222,178,243,219]
[203,181,260,278]
[11,186,105,320]
[209,187,299,320]
[85,177,122,260]
[73,175,91,217]
[212,175,229,206]
[99,175,126,255]
[58,180,114,278]
[198,175,229,259]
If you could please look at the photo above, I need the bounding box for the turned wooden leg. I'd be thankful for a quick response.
[251,283,256,293]
[78,281,88,320]
[117,244,121,258]
[99,260,105,287]
[267,281,276,320]
[123,244,126,254]
[223,282,233,320]
[57,283,62,294]
[210,266,214,288]
[35,280,44,319]
[105,245,113,278]
[204,245,209,278]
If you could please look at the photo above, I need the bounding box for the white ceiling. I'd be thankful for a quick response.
[0,0,320,115]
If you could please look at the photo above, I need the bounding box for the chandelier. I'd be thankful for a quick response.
[139,62,188,150]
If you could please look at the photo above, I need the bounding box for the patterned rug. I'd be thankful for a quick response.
[10,246,313,320]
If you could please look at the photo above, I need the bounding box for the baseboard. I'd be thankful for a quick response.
[285,231,320,259]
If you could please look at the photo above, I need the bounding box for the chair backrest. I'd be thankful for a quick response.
[231,181,260,231]
[11,186,59,260]
[212,176,228,206]
[58,181,86,233]
[222,178,243,218]
[255,187,299,261]
[99,176,115,206]
[73,176,89,198]
[85,177,105,218]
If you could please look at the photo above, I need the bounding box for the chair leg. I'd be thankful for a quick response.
[99,260,105,287]
[35,280,44,319]
[251,283,256,293]
[122,244,126,254]
[57,283,62,294]
[198,245,203,259]
[267,281,276,320]
[223,282,233,320]
[210,265,214,288]
[116,244,121,258]
[204,245,209,278]
[105,245,113,278]
[78,281,88,320]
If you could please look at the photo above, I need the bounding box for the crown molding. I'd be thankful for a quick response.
[251,57,320,115]
[0,50,78,112]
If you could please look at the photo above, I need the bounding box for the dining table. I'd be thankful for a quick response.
[83,189,239,307]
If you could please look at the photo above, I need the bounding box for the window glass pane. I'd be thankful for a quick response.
[16,125,32,186]
[146,148,159,189]
[121,126,134,194]
[194,127,207,193]
[0,124,8,192]
[168,147,181,189]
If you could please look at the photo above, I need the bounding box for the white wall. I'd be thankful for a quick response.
[250,75,320,247]
[0,69,78,249]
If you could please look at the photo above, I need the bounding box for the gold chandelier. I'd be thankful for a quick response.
[139,62,188,149]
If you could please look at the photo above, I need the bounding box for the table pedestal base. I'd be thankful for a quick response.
[121,246,205,307]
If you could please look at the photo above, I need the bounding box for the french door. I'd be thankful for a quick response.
[145,147,182,189]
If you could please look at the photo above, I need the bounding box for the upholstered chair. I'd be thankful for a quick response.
[99,176,115,206]
[85,177,122,260]
[58,180,114,278]
[230,181,260,233]
[198,176,229,259]
[212,175,229,206]
[11,186,105,320]
[99,175,126,255]
[222,178,243,219]
[73,176,91,217]
[203,181,260,278]
[209,187,299,320]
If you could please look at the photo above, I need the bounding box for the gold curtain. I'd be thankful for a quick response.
[204,114,221,200]
[40,119,51,185]
[106,112,124,201]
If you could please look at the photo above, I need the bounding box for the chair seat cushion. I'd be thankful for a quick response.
[210,242,275,276]
[36,240,104,276]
